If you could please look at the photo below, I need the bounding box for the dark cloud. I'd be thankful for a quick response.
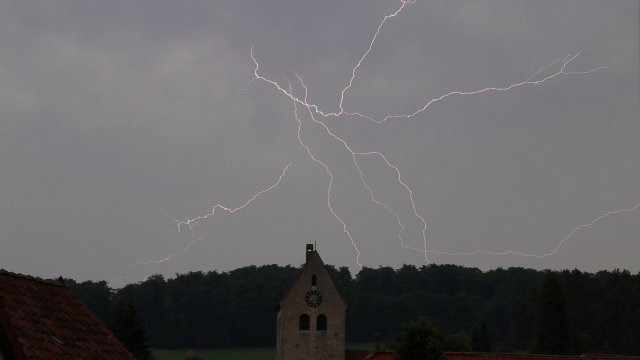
[0,0,637,286]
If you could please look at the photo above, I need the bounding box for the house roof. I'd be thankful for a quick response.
[346,349,374,360]
[0,270,135,360]
[445,353,640,360]
[348,351,640,360]
[363,350,397,360]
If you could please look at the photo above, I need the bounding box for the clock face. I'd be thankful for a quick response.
[304,290,323,308]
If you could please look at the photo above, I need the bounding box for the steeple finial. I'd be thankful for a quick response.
[305,243,315,262]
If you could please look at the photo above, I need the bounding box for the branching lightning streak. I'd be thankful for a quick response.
[344,52,614,124]
[425,203,640,258]
[244,0,631,264]
[287,79,363,265]
[296,73,429,263]
[254,44,613,125]
[338,0,416,114]
[353,151,429,259]
[135,0,633,270]
[176,162,292,231]
[133,162,292,266]
[133,234,208,266]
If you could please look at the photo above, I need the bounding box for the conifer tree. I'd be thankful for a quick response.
[390,318,445,360]
[532,273,570,354]
[110,300,152,360]
[471,322,491,352]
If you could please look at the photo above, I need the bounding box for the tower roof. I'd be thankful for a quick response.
[277,244,347,309]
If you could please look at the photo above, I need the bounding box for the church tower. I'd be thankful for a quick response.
[276,244,347,360]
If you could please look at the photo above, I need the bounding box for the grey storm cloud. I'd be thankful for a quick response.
[0,0,638,287]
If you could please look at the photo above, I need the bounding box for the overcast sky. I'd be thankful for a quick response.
[0,1,638,287]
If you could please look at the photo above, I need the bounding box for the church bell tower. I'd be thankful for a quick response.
[276,244,347,360]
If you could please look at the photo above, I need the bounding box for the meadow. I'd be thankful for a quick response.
[153,347,275,360]
[153,344,373,360]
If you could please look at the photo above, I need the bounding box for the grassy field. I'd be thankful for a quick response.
[153,347,275,360]
[153,343,374,360]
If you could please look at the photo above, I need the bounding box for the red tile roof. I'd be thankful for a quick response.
[445,353,640,360]
[349,351,640,360]
[344,349,397,360]
[0,270,135,360]
[346,349,375,360]
[344,349,369,360]
[363,350,397,360]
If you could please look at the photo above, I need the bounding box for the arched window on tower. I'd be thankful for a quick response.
[317,314,327,331]
[311,274,317,287]
[299,314,310,331]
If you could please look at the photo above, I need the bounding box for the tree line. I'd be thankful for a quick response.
[65,264,640,355]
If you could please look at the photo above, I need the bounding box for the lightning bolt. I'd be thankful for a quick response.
[425,203,640,258]
[175,162,292,232]
[287,78,363,265]
[132,162,292,266]
[338,0,416,114]
[133,233,209,266]
[133,0,634,270]
[246,0,633,264]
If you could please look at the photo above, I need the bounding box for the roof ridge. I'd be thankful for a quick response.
[445,353,640,359]
[0,269,66,287]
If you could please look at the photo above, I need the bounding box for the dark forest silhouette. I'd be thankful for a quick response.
[66,265,640,354]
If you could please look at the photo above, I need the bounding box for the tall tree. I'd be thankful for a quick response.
[471,322,491,352]
[110,300,152,360]
[389,318,446,360]
[65,278,113,324]
[532,273,570,354]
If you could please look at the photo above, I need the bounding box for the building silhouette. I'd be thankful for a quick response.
[276,244,347,360]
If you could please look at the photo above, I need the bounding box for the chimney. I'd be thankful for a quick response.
[306,243,315,262]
